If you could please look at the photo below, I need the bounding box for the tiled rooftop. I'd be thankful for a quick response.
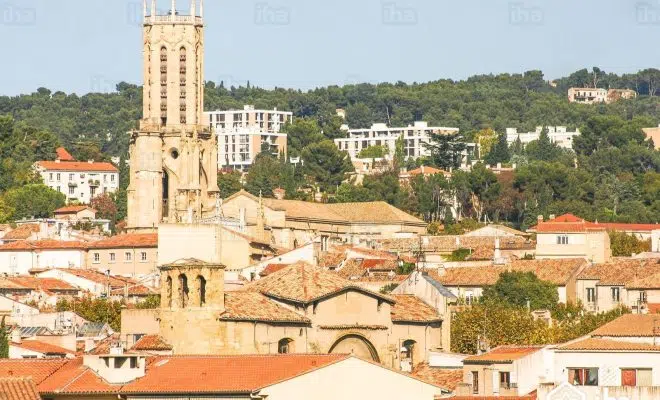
[130,335,173,352]
[410,363,463,391]
[427,258,586,286]
[219,291,310,323]
[390,295,442,323]
[0,359,68,384]
[11,340,74,356]
[55,147,74,161]
[54,206,95,214]
[531,213,659,233]
[0,378,40,400]
[1,225,40,241]
[558,337,660,351]
[578,258,660,287]
[590,314,660,337]
[378,235,532,253]
[38,358,118,395]
[463,346,544,364]
[121,354,349,394]
[87,233,157,249]
[35,160,118,173]
[6,277,77,292]
[0,240,89,251]
[246,262,393,304]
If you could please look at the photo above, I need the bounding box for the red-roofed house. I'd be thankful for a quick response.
[87,233,158,278]
[532,214,612,264]
[9,339,75,359]
[33,150,119,204]
[53,206,97,222]
[0,240,88,275]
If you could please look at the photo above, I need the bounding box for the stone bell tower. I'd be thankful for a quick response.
[127,0,219,231]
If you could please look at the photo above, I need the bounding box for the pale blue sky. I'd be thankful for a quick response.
[1,0,658,95]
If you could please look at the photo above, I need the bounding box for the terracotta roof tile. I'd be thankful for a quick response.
[260,263,290,277]
[428,258,586,286]
[578,259,660,287]
[51,269,141,289]
[590,314,660,337]
[407,166,448,176]
[121,354,349,394]
[410,363,463,391]
[558,338,660,351]
[130,335,173,352]
[219,292,310,323]
[0,240,88,251]
[0,279,29,290]
[87,233,157,249]
[379,236,532,253]
[463,346,544,364]
[246,262,393,304]
[55,148,74,162]
[35,161,118,173]
[2,225,40,241]
[531,214,659,233]
[0,359,68,384]
[11,340,74,356]
[86,333,120,355]
[38,358,118,395]
[54,206,96,214]
[0,378,40,400]
[451,392,537,400]
[6,277,77,292]
[391,294,442,323]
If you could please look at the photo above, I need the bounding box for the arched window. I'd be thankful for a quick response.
[165,276,172,308]
[278,338,293,354]
[196,275,206,306]
[400,339,416,371]
[178,274,189,308]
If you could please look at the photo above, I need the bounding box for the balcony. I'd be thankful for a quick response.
[68,182,78,187]
[88,179,100,187]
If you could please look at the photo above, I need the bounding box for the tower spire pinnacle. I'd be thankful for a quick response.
[200,0,204,17]
[143,0,147,17]
[190,0,196,16]
[171,0,176,15]
[151,0,156,19]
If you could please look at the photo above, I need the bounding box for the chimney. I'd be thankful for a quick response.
[436,266,447,277]
[537,215,544,223]
[88,160,94,164]
[549,214,556,220]
[239,208,246,231]
[11,328,21,344]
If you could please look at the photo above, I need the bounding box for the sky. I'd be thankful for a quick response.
[0,0,659,95]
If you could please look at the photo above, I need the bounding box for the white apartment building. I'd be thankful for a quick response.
[506,126,580,150]
[334,121,460,160]
[205,105,292,170]
[33,148,119,204]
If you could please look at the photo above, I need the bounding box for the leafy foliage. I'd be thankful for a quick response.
[358,145,389,159]
[482,271,559,310]
[3,184,65,221]
[217,171,243,198]
[90,193,118,222]
[609,230,651,256]
[447,248,472,261]
[56,296,123,331]
[0,317,8,358]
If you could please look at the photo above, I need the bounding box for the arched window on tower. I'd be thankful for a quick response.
[178,274,189,308]
[278,338,293,354]
[160,46,168,125]
[196,275,206,306]
[165,276,172,308]
[179,46,187,124]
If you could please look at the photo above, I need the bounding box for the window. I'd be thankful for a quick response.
[622,368,652,387]
[165,276,173,308]
[103,174,107,182]
[57,186,61,193]
[640,291,648,304]
[611,287,620,302]
[568,368,598,386]
[109,253,115,262]
[93,253,100,263]
[312,302,318,314]
[49,173,53,181]
[69,173,74,180]
[472,371,479,394]
[130,357,138,369]
[80,174,85,179]
[557,235,569,245]
[278,338,293,354]
[178,274,189,308]
[586,288,596,303]
[499,372,511,390]
[196,275,206,306]
[56,173,61,182]
[69,187,75,195]
[111,175,115,182]
[125,252,132,262]
[140,252,147,262]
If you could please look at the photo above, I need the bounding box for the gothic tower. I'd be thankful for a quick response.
[127,0,219,231]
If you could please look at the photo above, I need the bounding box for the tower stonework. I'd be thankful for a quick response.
[127,0,219,231]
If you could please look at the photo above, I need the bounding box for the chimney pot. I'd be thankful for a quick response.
[537,215,543,223]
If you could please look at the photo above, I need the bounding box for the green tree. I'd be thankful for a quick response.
[357,145,389,159]
[245,153,283,197]
[301,140,354,192]
[482,271,559,310]
[485,131,511,165]
[609,231,651,257]
[425,132,468,171]
[56,296,123,331]
[217,171,243,198]
[0,317,8,358]
[4,184,66,220]
[282,118,325,155]
[474,128,498,159]
[345,103,373,129]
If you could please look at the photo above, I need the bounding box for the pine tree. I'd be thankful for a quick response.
[0,317,8,358]
[485,132,511,165]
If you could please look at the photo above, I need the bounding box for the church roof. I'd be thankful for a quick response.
[219,292,310,324]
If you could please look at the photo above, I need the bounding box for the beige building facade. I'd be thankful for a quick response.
[127,0,219,231]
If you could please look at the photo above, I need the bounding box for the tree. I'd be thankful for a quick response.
[345,103,373,129]
[609,231,651,257]
[474,128,498,159]
[245,153,283,197]
[301,140,354,192]
[217,170,243,199]
[282,118,325,155]
[56,296,123,331]
[0,317,8,358]
[90,193,118,222]
[482,271,559,310]
[394,134,405,168]
[357,145,389,159]
[485,131,511,165]
[3,184,66,220]
[425,132,468,171]
[525,127,562,162]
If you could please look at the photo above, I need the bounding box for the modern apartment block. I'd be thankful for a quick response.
[205,105,292,170]
[568,87,637,104]
[34,148,119,204]
[334,121,460,160]
[506,126,581,149]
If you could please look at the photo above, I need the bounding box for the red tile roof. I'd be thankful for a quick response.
[532,213,659,233]
[52,268,141,289]
[6,277,77,292]
[260,263,290,277]
[11,340,74,356]
[35,160,118,173]
[590,314,660,337]
[54,206,96,215]
[0,240,89,251]
[407,166,449,176]
[451,392,537,400]
[87,233,157,249]
[121,354,349,394]
[219,291,310,323]
[130,335,173,352]
[246,262,394,304]
[411,363,463,391]
[0,359,68,384]
[55,147,74,162]
[578,259,660,287]
[2,225,40,241]
[0,378,40,400]
[558,338,660,351]
[391,294,442,323]
[463,346,544,364]
[38,358,118,395]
